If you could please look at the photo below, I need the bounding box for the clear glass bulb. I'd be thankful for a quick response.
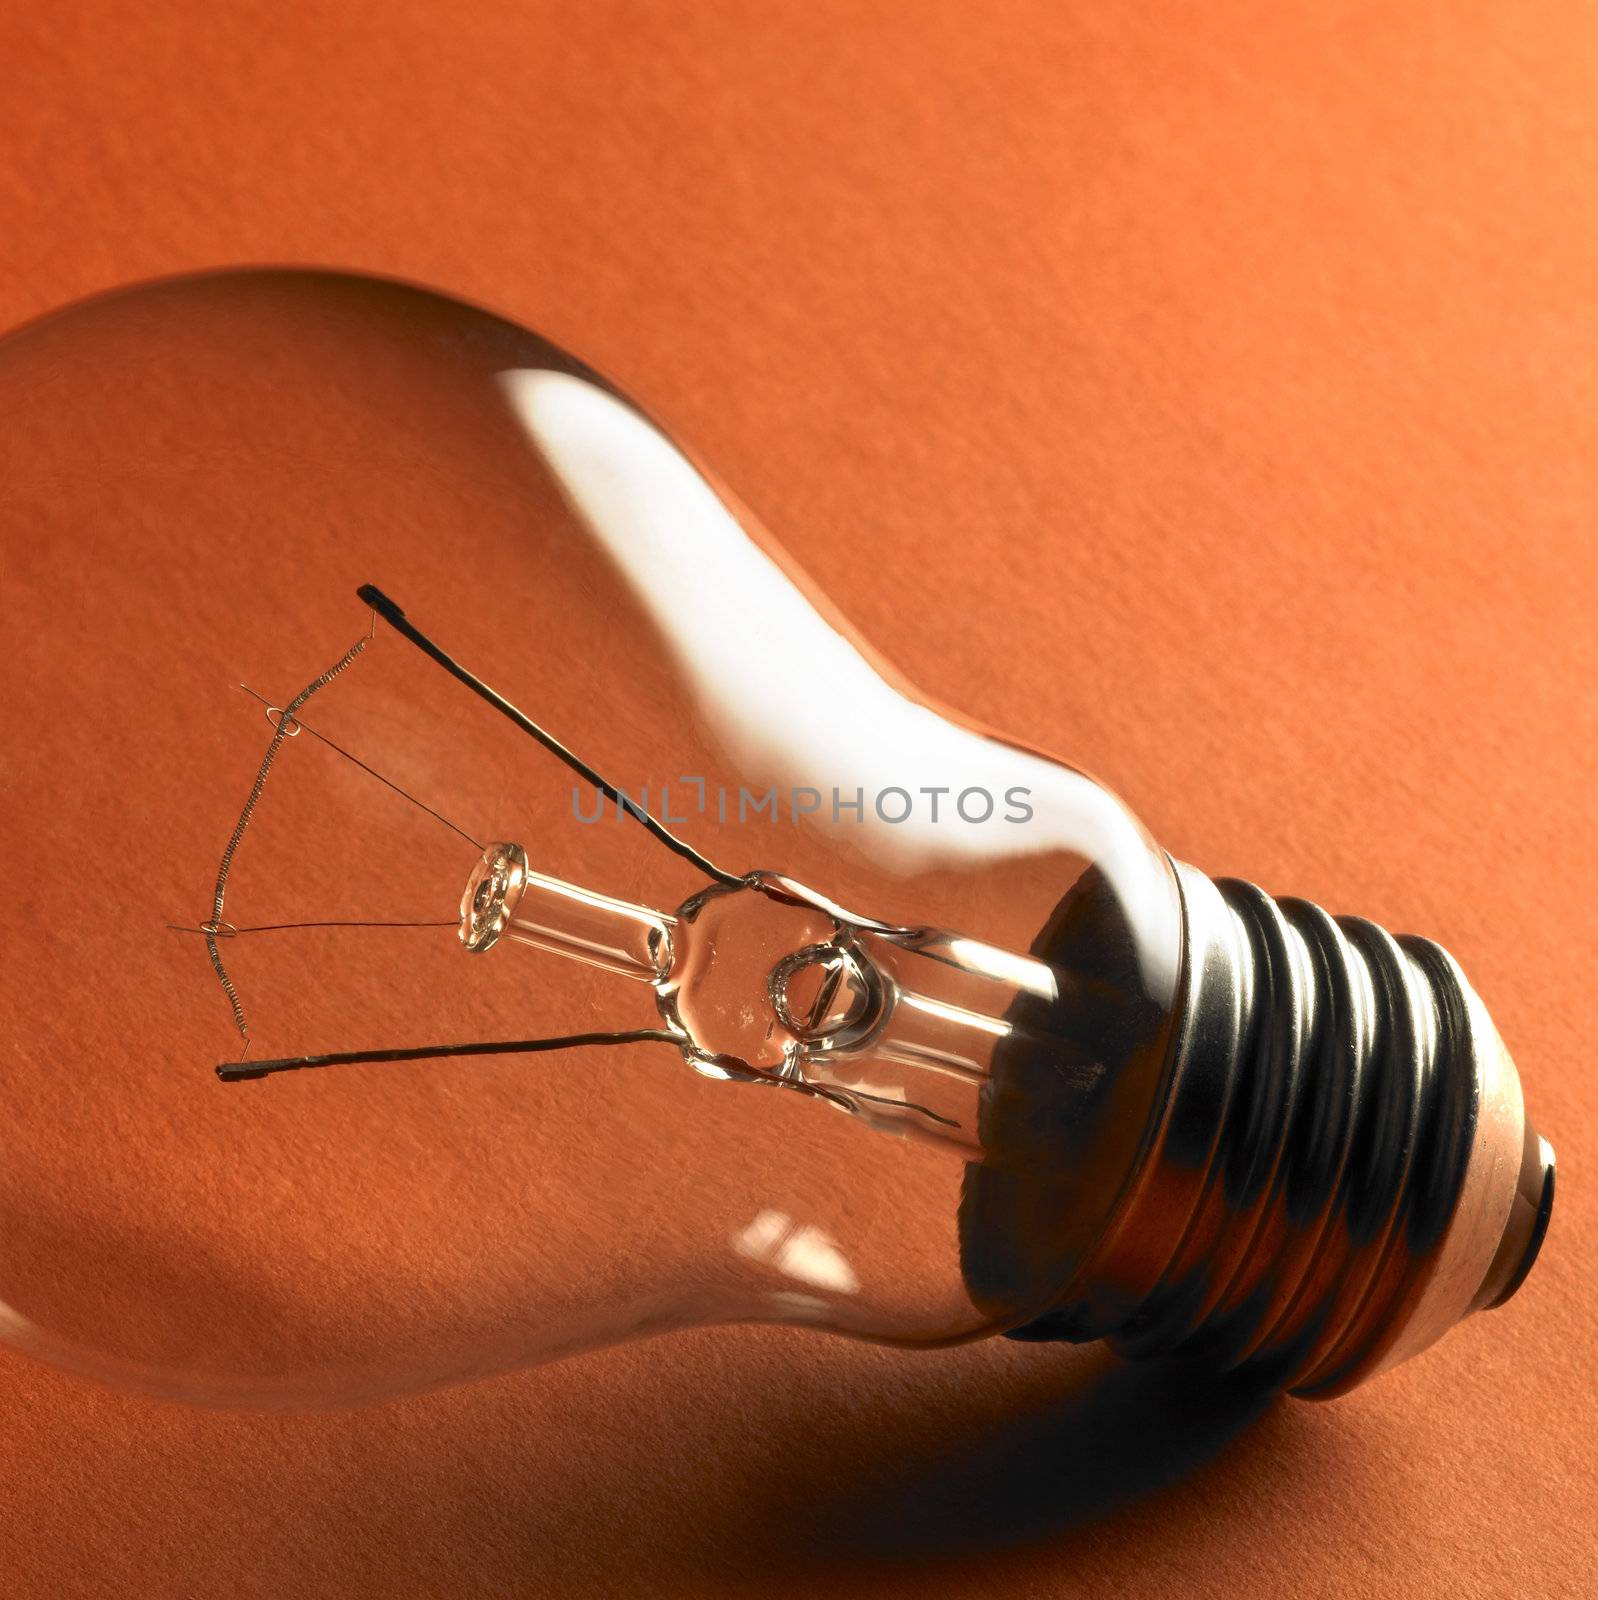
[0,269,1549,1407]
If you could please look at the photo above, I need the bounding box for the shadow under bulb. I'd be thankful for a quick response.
[0,269,1553,1407]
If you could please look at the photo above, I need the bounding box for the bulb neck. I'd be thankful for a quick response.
[978,863,1553,1397]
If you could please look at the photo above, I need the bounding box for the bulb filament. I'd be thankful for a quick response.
[186,586,1077,1167]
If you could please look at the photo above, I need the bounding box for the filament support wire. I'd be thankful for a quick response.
[202,627,373,1047]
[185,585,742,1078]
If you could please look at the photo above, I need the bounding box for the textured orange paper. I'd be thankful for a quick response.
[0,3,1592,1596]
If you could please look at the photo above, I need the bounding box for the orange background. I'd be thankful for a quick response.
[0,3,1593,1595]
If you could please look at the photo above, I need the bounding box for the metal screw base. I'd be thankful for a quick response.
[996,863,1553,1397]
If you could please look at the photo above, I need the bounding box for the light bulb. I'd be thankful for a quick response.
[0,268,1552,1408]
